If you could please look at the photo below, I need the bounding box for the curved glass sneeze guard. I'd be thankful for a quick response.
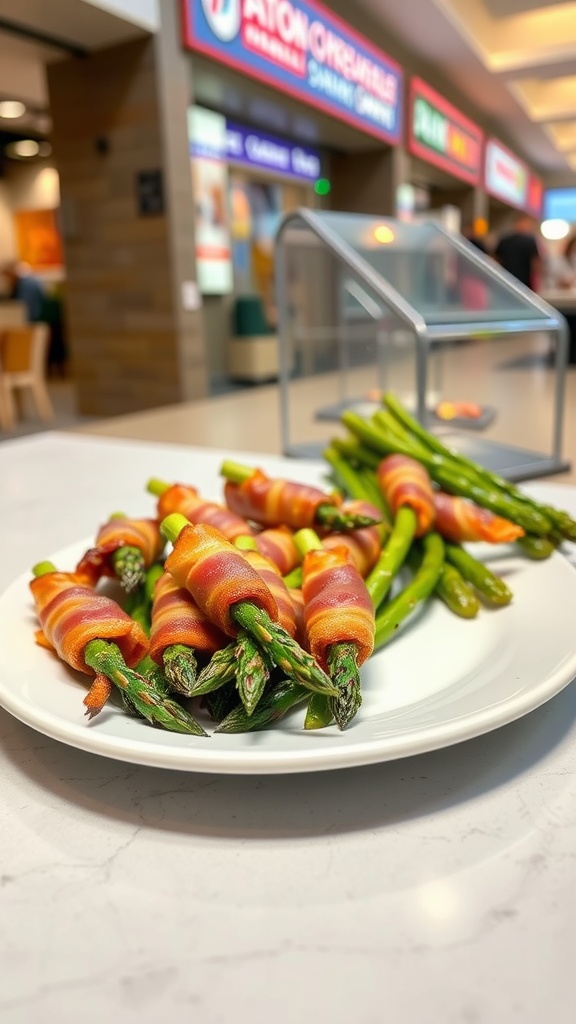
[274,209,569,480]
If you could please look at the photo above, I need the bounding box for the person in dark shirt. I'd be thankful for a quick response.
[494,214,541,290]
[1,261,46,322]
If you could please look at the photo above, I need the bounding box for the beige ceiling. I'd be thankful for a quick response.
[358,0,576,181]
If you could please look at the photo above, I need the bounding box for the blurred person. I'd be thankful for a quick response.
[493,214,541,291]
[462,222,488,255]
[1,260,46,322]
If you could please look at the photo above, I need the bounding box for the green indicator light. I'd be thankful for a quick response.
[314,177,331,196]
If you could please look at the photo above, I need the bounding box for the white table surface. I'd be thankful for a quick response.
[1,431,576,1024]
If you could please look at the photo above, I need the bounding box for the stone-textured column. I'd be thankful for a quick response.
[48,23,206,417]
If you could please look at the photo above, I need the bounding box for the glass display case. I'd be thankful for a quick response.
[274,210,570,480]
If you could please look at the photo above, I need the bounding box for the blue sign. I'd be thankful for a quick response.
[544,189,576,223]
[225,122,321,180]
[182,0,403,145]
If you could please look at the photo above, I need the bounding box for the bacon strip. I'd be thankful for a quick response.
[241,549,297,638]
[254,525,301,575]
[30,572,149,674]
[164,523,279,637]
[157,484,252,541]
[224,469,340,529]
[301,546,375,671]
[148,571,226,664]
[321,499,384,577]
[377,454,435,537]
[76,516,164,583]
[433,491,525,543]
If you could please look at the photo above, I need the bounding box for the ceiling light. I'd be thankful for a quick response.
[5,139,40,159]
[541,219,570,240]
[0,100,26,119]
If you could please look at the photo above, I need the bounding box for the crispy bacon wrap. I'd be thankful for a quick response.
[224,469,340,530]
[254,525,301,576]
[240,548,298,638]
[377,454,435,537]
[157,484,252,541]
[301,545,375,672]
[433,491,525,544]
[321,499,384,577]
[164,523,279,637]
[148,571,226,665]
[30,571,149,674]
[76,516,164,584]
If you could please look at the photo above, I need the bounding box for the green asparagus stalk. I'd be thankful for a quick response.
[374,533,445,650]
[304,692,334,730]
[444,543,512,606]
[160,514,337,698]
[365,506,418,611]
[435,562,480,619]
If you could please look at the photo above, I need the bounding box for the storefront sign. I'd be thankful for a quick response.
[484,139,528,210]
[544,188,576,222]
[182,0,403,144]
[526,173,543,219]
[225,122,321,181]
[188,107,234,295]
[408,78,482,185]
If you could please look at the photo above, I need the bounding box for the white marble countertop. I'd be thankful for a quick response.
[1,431,576,1024]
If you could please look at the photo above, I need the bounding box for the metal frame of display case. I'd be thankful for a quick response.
[275,209,570,480]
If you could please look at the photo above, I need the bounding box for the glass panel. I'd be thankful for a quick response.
[307,212,554,325]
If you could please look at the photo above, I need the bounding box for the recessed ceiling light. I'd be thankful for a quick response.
[0,100,26,119]
[5,139,40,159]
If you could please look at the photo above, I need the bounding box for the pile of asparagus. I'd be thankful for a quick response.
[322,392,576,649]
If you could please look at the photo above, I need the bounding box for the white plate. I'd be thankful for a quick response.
[0,538,575,774]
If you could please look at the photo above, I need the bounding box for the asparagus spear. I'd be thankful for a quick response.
[373,533,445,650]
[444,544,512,606]
[215,679,310,733]
[365,506,418,611]
[295,527,365,730]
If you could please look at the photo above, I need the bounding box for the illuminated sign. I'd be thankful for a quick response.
[544,188,576,222]
[188,107,233,295]
[225,122,321,181]
[485,139,528,210]
[526,174,543,219]
[408,78,483,185]
[182,0,403,145]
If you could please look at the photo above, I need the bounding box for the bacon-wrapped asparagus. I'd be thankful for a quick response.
[30,562,206,735]
[432,491,525,544]
[149,571,226,696]
[147,478,253,541]
[254,525,301,575]
[321,498,385,577]
[160,515,336,698]
[367,454,436,610]
[76,514,164,592]
[295,529,375,730]
[221,461,381,532]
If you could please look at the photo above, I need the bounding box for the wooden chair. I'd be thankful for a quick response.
[0,323,54,431]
